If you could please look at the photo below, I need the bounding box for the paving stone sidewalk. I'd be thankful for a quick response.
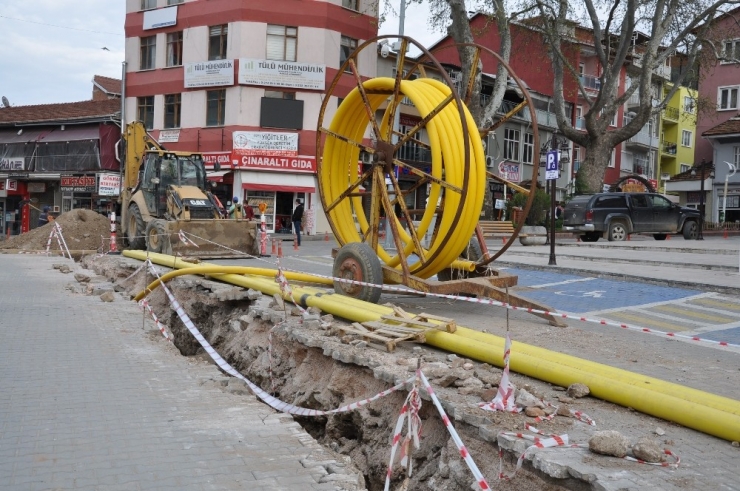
[0,255,361,491]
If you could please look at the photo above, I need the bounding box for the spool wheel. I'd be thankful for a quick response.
[332,243,383,303]
[316,35,486,281]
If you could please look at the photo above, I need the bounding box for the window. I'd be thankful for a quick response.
[718,86,739,110]
[265,91,296,100]
[342,0,359,10]
[503,128,520,161]
[681,130,692,147]
[164,94,181,129]
[166,31,183,67]
[631,194,649,208]
[683,96,694,113]
[206,89,226,126]
[137,96,154,130]
[340,36,358,72]
[140,36,156,70]
[721,39,740,63]
[608,148,616,168]
[266,25,297,62]
[209,25,228,61]
[734,146,740,168]
[523,133,534,164]
[167,0,184,4]
[680,163,691,173]
[141,0,156,10]
[595,195,626,208]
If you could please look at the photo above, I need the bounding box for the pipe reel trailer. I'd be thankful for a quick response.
[316,36,564,326]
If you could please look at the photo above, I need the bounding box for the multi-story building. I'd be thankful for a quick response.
[0,77,121,235]
[123,0,378,234]
[657,83,698,186]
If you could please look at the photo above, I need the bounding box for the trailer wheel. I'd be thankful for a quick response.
[146,219,168,253]
[332,242,383,304]
[127,204,146,250]
[437,238,483,281]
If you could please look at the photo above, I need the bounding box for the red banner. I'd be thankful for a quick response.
[233,153,316,173]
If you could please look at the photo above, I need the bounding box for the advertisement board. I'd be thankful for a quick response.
[184,60,235,88]
[498,161,521,182]
[238,59,325,91]
[0,158,24,171]
[98,173,121,196]
[158,130,180,143]
[61,175,96,193]
[232,131,298,157]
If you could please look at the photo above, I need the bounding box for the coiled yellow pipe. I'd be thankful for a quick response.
[321,77,486,279]
[126,251,740,442]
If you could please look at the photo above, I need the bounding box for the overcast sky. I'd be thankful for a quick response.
[0,0,438,108]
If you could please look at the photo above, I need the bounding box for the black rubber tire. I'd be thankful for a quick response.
[437,238,483,281]
[607,221,628,242]
[145,219,168,253]
[127,204,146,250]
[682,221,698,240]
[581,233,600,242]
[332,242,383,303]
[653,234,667,241]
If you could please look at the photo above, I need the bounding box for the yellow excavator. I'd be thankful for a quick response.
[119,121,259,257]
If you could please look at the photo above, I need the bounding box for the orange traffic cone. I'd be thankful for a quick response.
[502,236,506,245]
[627,234,631,241]
[324,231,329,241]
[271,239,277,255]
[724,227,729,239]
[666,234,671,240]
[277,240,283,258]
[293,235,299,250]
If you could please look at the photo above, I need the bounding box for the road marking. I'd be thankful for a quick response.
[686,321,740,334]
[651,304,737,324]
[605,311,694,332]
[630,308,705,326]
[688,296,740,312]
[678,302,740,318]
[529,277,596,289]
[577,292,713,317]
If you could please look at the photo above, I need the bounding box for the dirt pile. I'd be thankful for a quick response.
[0,209,114,252]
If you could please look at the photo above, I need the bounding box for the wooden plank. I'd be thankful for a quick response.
[378,316,437,329]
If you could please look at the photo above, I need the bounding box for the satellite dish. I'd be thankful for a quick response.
[1,96,9,107]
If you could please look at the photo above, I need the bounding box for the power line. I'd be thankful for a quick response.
[0,14,122,36]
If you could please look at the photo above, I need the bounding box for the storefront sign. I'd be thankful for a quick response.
[184,59,235,88]
[27,182,46,193]
[238,59,326,91]
[5,179,18,191]
[233,131,298,157]
[98,173,121,196]
[203,151,232,169]
[61,175,96,193]
[143,5,177,30]
[158,130,180,143]
[0,158,24,171]
[235,153,316,173]
[498,161,521,182]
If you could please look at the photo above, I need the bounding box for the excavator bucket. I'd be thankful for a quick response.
[155,219,260,258]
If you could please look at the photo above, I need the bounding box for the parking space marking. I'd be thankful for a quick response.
[630,308,705,326]
[688,296,740,312]
[651,304,738,324]
[528,277,596,289]
[604,311,695,332]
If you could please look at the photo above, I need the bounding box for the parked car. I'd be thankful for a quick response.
[562,192,701,242]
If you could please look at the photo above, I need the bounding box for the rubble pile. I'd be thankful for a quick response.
[0,209,114,252]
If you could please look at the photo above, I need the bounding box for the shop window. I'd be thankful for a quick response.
[209,24,228,61]
[206,90,226,126]
[340,36,357,72]
[137,96,154,129]
[266,25,297,62]
[166,31,183,67]
[140,36,156,70]
[164,93,181,129]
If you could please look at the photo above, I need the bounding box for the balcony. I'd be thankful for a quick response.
[661,140,677,156]
[495,100,557,128]
[662,106,679,123]
[627,91,641,107]
[397,142,431,164]
[626,130,655,147]
[631,54,672,79]
[579,74,601,92]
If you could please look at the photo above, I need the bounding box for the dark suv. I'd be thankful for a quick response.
[562,193,701,242]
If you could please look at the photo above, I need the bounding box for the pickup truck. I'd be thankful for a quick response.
[562,192,701,242]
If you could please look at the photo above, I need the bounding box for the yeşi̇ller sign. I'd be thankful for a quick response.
[239,59,325,91]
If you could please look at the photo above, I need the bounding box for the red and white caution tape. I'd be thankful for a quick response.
[139,298,173,342]
[479,333,519,413]
[178,230,199,247]
[384,372,423,490]
[419,371,491,490]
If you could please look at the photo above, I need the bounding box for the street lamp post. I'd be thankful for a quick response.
[691,160,713,241]
[721,161,737,224]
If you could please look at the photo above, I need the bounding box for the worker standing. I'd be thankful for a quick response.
[228,197,243,219]
[38,206,50,227]
[292,199,304,246]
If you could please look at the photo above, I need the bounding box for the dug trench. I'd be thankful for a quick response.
[84,254,591,491]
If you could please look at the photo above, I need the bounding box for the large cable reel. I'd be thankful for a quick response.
[316,36,540,301]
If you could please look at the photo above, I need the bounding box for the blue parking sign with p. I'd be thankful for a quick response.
[546,151,559,180]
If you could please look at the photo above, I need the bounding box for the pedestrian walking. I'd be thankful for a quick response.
[292,199,304,246]
[228,197,243,219]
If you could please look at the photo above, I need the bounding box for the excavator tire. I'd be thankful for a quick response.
[145,219,169,253]
[127,204,146,250]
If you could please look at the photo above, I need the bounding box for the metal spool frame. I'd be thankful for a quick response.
[316,36,563,326]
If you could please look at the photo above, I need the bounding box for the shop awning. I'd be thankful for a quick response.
[206,170,232,183]
[242,183,315,193]
[38,126,100,143]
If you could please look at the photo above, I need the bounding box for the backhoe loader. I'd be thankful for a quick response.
[119,121,258,257]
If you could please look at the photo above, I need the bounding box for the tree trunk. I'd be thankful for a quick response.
[579,139,614,193]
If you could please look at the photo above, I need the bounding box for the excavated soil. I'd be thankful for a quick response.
[80,254,591,491]
[0,209,118,252]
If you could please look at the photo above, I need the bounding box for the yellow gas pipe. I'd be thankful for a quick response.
[125,251,740,442]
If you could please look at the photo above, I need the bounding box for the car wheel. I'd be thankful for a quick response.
[607,221,628,242]
[682,220,699,240]
[581,232,600,242]
[653,234,667,241]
